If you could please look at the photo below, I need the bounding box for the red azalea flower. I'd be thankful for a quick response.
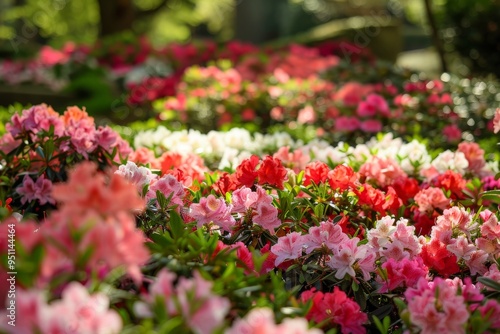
[355,184,385,215]
[391,176,420,204]
[257,156,288,189]
[303,161,330,186]
[212,172,238,196]
[420,238,460,277]
[431,170,466,200]
[328,164,358,192]
[235,155,260,188]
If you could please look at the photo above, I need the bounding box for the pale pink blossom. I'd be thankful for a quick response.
[176,271,230,334]
[225,308,278,334]
[39,282,122,334]
[405,277,469,334]
[303,221,348,254]
[328,237,375,280]
[273,146,310,173]
[271,232,305,266]
[116,161,158,193]
[480,209,500,239]
[190,195,236,232]
[297,105,316,124]
[368,216,397,249]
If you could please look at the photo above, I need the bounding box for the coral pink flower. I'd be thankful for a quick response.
[189,195,235,232]
[271,232,304,266]
[52,162,145,215]
[297,105,316,124]
[16,174,55,205]
[128,147,160,169]
[80,212,150,283]
[457,141,486,175]
[359,156,407,188]
[328,164,358,191]
[414,187,450,213]
[273,146,310,173]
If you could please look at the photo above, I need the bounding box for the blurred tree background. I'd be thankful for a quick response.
[0,0,498,77]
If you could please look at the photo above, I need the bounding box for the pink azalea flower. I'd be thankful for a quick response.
[116,161,158,193]
[146,174,185,210]
[404,277,469,334]
[303,221,348,254]
[39,282,122,334]
[190,194,235,232]
[16,174,55,205]
[328,237,375,280]
[0,289,43,334]
[359,156,407,188]
[226,308,278,334]
[176,271,230,334]
[479,300,500,329]
[271,232,305,266]
[480,209,500,239]
[414,187,450,214]
[377,257,428,292]
[252,201,281,233]
[359,119,382,133]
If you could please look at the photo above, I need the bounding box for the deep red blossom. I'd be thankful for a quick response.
[420,238,460,277]
[212,172,238,196]
[413,210,438,236]
[257,156,288,189]
[303,161,330,186]
[235,155,260,187]
[391,176,420,204]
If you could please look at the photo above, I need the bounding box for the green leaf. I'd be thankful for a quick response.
[169,211,185,239]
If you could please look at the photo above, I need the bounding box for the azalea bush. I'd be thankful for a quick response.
[2,104,500,333]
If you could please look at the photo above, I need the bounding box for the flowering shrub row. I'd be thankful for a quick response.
[2,105,500,333]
